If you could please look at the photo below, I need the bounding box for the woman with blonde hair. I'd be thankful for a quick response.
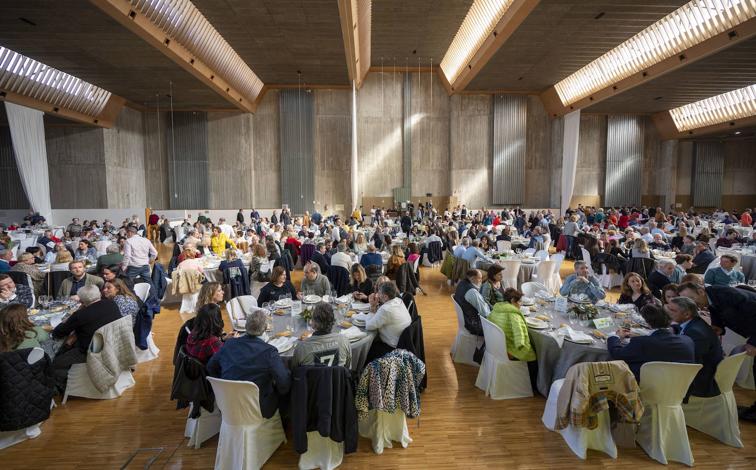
[196,282,225,313]
[350,264,373,301]
[353,232,368,253]
[51,249,74,271]
[631,238,651,259]
[249,243,270,282]
[385,244,406,279]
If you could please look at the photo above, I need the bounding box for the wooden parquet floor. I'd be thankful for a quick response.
[3,246,755,469]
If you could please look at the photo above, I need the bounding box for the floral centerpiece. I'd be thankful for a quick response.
[569,303,599,321]
[301,307,314,322]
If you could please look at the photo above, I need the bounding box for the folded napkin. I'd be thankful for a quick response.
[268,336,296,352]
[340,326,367,341]
[566,328,594,343]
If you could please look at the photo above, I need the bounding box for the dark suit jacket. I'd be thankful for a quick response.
[681,316,723,398]
[607,329,695,382]
[707,285,756,347]
[647,271,672,299]
[453,279,482,336]
[310,251,330,278]
[690,249,715,273]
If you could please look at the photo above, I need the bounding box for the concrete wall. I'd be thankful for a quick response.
[142,111,170,209]
[103,107,147,209]
[252,90,281,209]
[314,89,352,213]
[46,125,108,209]
[409,72,450,198]
[525,96,554,208]
[207,112,254,209]
[357,72,403,199]
[722,139,756,209]
[450,94,492,209]
[570,114,607,207]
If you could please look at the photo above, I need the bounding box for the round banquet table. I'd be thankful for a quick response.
[477,259,540,289]
[269,305,376,373]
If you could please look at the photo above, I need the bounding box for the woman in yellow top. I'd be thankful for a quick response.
[209,226,237,256]
[487,288,538,390]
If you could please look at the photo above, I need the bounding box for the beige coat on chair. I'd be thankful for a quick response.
[86,316,138,392]
[171,269,205,295]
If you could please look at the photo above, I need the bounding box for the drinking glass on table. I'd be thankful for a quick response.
[749,280,756,288]
[38,295,51,309]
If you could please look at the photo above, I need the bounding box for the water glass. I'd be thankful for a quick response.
[748,280,756,288]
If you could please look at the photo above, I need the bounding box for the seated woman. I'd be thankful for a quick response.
[74,239,97,263]
[487,288,537,388]
[249,243,271,282]
[385,245,406,280]
[350,264,373,302]
[480,264,505,306]
[195,282,225,313]
[102,278,140,326]
[631,238,652,259]
[100,265,136,292]
[177,242,201,263]
[353,232,368,253]
[258,266,297,305]
[661,283,679,305]
[0,304,49,352]
[186,303,225,364]
[51,249,74,271]
[209,226,236,256]
[617,272,658,310]
[291,303,351,369]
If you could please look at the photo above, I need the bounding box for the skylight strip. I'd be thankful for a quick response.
[669,84,756,131]
[0,46,112,117]
[129,0,264,105]
[555,0,756,106]
[440,0,515,86]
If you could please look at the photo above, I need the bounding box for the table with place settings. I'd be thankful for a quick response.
[521,296,650,397]
[262,296,376,373]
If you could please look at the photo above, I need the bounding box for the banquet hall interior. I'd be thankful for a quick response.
[1,0,756,468]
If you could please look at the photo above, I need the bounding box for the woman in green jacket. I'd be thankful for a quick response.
[487,288,538,391]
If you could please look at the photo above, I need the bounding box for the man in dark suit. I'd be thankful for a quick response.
[647,259,676,299]
[665,296,723,399]
[608,304,695,382]
[688,241,715,274]
[678,282,756,421]
[310,243,330,278]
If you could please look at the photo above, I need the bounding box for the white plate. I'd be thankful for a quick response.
[303,295,322,304]
[352,302,371,311]
[274,299,292,308]
[525,318,548,329]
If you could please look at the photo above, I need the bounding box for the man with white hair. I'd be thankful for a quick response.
[96,243,124,273]
[647,258,677,299]
[207,309,291,419]
[51,285,122,392]
[330,243,352,271]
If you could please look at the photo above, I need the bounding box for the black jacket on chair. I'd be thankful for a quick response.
[290,366,357,455]
[311,252,330,279]
[625,257,656,282]
[647,270,673,299]
[327,265,351,297]
[0,348,55,431]
[171,346,215,418]
[427,241,443,264]
[394,262,419,296]
[398,316,427,391]
[678,316,724,399]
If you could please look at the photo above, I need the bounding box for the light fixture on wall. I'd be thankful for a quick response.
[668,84,756,132]
[555,0,756,106]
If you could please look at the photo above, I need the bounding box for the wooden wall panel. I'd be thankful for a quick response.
[314,90,352,214]
[252,90,281,209]
[103,107,147,209]
[450,94,492,209]
[357,72,403,199]
[207,112,254,209]
[45,125,108,209]
[410,72,449,198]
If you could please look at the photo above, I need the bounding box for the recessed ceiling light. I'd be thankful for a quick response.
[555,0,756,106]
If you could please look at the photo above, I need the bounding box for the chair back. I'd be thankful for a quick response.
[534,250,549,260]
[496,240,511,252]
[551,253,565,273]
[499,260,521,282]
[580,247,594,274]
[521,282,547,297]
[480,317,509,362]
[95,240,111,256]
[451,296,465,331]
[207,377,264,426]
[639,362,702,405]
[714,352,747,394]
[227,295,259,323]
[134,283,151,303]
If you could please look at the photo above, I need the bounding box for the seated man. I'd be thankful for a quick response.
[704,254,745,286]
[96,243,124,273]
[461,239,491,269]
[207,309,291,419]
[559,260,606,303]
[453,237,469,258]
[647,259,677,299]
[311,242,331,275]
[0,248,12,273]
[365,281,412,362]
[715,229,740,248]
[453,269,487,336]
[527,227,545,249]
[607,303,694,381]
[665,296,723,399]
[359,243,382,269]
[291,303,351,369]
[649,233,670,251]
[0,273,34,308]
[329,242,352,272]
[300,262,332,297]
[58,260,104,299]
[689,241,715,274]
[51,285,123,392]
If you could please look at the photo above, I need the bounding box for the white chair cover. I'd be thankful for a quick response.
[682,353,747,448]
[298,431,344,470]
[451,296,480,367]
[475,317,533,399]
[0,347,46,450]
[185,403,222,449]
[722,328,755,390]
[499,260,521,290]
[521,282,547,298]
[358,409,411,455]
[135,332,160,364]
[535,260,560,293]
[580,248,595,275]
[496,240,511,252]
[541,378,617,459]
[636,362,702,467]
[180,292,200,315]
[134,283,151,303]
[95,240,111,256]
[207,377,285,470]
[226,295,259,331]
[534,249,550,260]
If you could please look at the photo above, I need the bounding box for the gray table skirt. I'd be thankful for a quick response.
[741,254,756,281]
